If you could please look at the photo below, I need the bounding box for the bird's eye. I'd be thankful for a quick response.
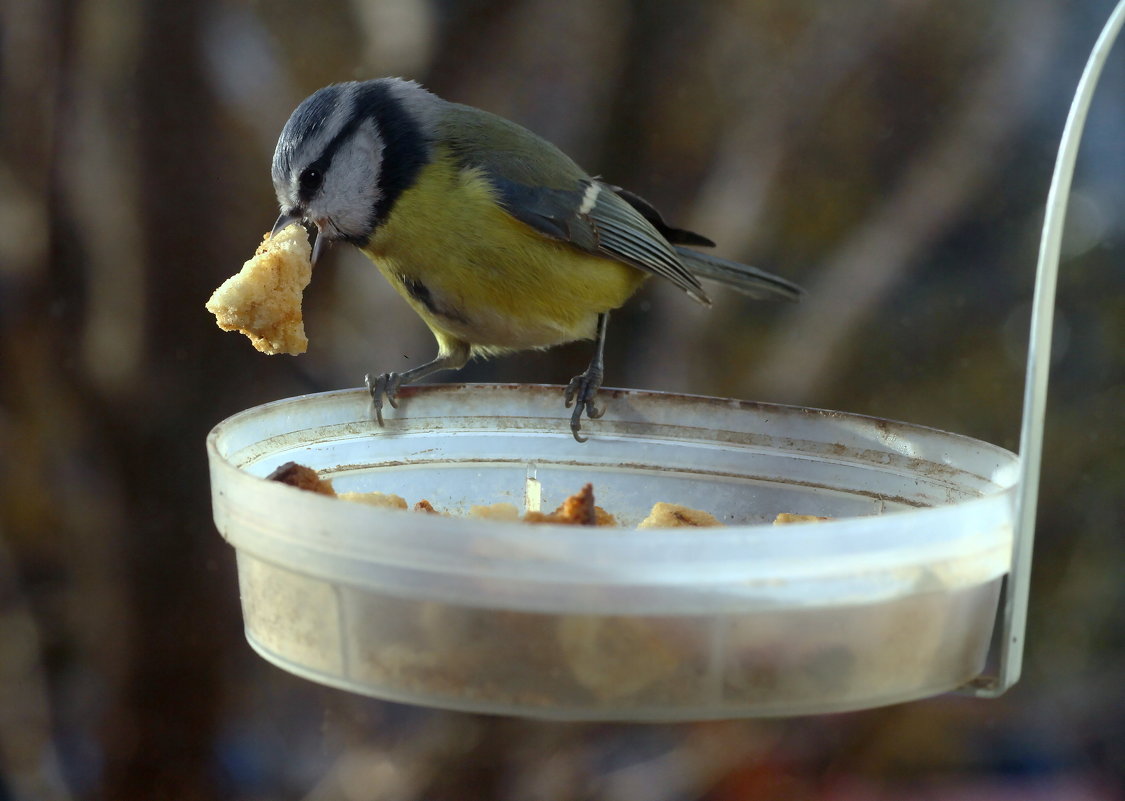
[298,167,324,198]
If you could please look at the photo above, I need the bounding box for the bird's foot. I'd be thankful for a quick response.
[365,371,405,426]
[564,366,605,443]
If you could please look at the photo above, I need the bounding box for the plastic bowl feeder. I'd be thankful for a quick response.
[208,386,1017,719]
[206,4,1122,720]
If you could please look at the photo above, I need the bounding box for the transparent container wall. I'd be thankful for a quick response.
[238,551,1001,719]
[209,385,1018,719]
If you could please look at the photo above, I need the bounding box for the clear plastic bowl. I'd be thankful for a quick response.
[206,384,1017,720]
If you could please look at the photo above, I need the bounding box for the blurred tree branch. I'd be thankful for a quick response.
[0,538,73,801]
[631,0,934,393]
[755,0,1056,402]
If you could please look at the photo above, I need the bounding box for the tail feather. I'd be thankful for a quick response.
[674,247,803,302]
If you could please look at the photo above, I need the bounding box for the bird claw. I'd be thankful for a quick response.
[564,368,605,443]
[365,371,403,426]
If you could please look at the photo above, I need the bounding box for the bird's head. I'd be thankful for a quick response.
[270,79,433,262]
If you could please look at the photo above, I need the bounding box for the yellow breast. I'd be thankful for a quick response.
[360,151,647,355]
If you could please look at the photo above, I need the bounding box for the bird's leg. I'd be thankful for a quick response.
[366,342,470,425]
[564,312,609,443]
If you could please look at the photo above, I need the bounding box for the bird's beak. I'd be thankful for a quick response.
[271,210,303,238]
[310,221,331,265]
[272,211,331,265]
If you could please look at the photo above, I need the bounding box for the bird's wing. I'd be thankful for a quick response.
[604,185,715,249]
[440,105,709,304]
[495,176,710,305]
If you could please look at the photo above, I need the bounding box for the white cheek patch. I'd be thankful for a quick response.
[316,119,385,239]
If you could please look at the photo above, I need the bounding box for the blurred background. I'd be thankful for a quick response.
[1,0,1122,798]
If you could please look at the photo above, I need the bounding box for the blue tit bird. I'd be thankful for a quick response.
[270,78,801,441]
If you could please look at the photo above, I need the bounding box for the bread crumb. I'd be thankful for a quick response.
[338,491,408,510]
[522,485,617,526]
[206,223,312,355]
[773,513,832,525]
[637,502,722,529]
[469,502,521,521]
[553,482,596,525]
[267,461,335,496]
[592,506,618,527]
[261,463,715,532]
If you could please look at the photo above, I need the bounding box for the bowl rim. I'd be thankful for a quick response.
[206,384,1017,603]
